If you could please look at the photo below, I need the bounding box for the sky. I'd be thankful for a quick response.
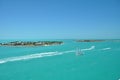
[0,0,120,39]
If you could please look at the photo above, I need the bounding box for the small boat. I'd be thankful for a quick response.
[76,48,83,55]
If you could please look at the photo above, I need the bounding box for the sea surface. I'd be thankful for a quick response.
[0,39,120,80]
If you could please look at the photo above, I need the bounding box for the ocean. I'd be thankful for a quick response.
[0,39,120,80]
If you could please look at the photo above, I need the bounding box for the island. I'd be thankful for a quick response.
[76,40,105,42]
[0,41,63,47]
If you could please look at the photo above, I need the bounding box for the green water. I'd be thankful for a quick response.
[0,39,120,80]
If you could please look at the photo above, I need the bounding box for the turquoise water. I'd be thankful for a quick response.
[0,39,120,80]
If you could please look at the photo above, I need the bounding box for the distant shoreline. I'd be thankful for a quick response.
[75,39,105,42]
[0,41,63,47]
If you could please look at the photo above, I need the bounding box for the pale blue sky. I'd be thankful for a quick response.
[0,0,120,39]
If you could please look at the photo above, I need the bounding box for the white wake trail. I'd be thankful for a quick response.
[0,46,96,64]
[81,46,95,51]
[0,52,60,64]
[101,47,111,50]
[0,50,75,64]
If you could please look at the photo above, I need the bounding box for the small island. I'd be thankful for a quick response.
[0,41,63,47]
[76,40,105,42]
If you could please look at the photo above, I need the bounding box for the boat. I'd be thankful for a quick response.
[76,48,83,55]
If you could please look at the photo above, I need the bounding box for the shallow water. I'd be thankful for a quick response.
[0,39,120,80]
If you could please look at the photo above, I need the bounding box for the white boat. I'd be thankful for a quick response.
[76,48,83,55]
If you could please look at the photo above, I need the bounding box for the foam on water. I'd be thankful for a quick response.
[0,52,60,64]
[81,46,95,51]
[0,50,75,64]
[0,46,95,64]
[102,47,111,50]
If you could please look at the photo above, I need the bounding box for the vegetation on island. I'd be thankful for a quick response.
[0,41,63,47]
[76,40,105,42]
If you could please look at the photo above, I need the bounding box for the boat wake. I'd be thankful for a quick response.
[101,47,111,50]
[81,46,95,51]
[0,52,62,64]
[0,46,95,64]
[0,50,75,64]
